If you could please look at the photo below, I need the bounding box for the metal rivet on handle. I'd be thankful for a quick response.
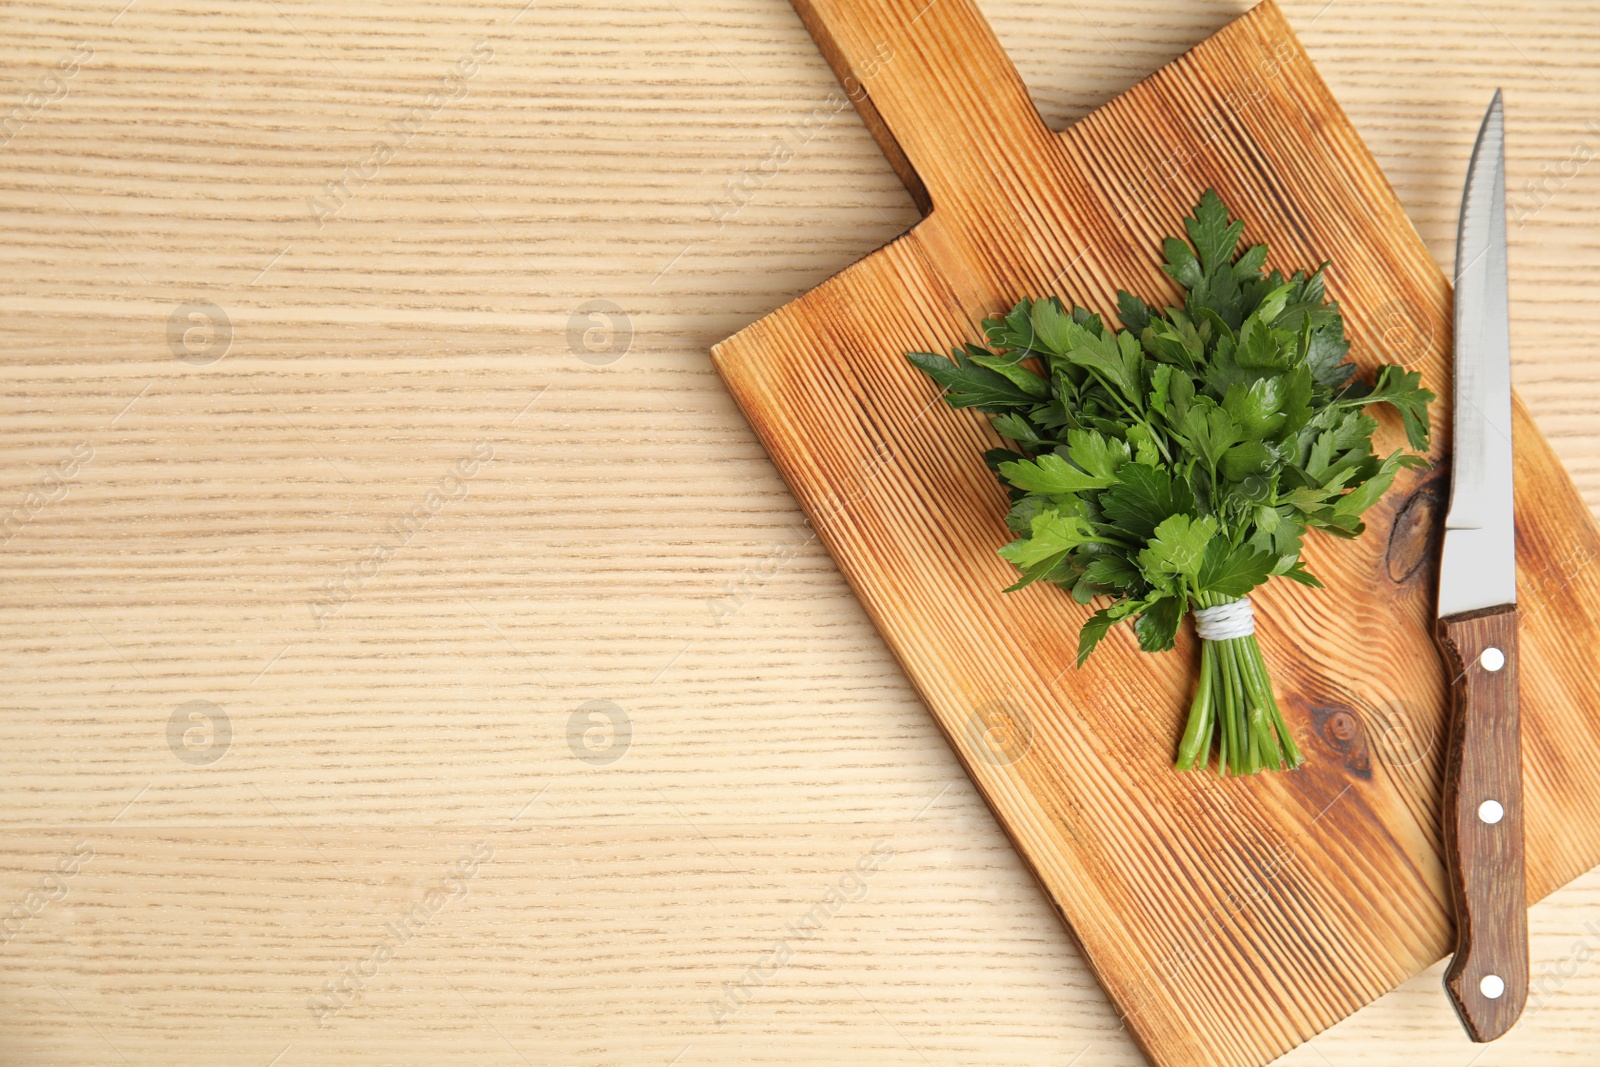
[1481,974,1505,999]
[1480,647,1505,671]
[1478,799,1505,824]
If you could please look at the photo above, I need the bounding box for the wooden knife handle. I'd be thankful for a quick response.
[1436,603,1528,1041]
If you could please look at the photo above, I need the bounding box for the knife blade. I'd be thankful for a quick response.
[1435,88,1528,1043]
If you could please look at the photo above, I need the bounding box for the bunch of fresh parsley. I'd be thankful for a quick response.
[908,190,1433,776]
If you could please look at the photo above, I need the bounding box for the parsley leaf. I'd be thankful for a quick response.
[998,453,1110,495]
[1101,464,1195,541]
[908,347,1037,411]
[1344,364,1436,450]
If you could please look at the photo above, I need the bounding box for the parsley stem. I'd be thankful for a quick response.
[1176,645,1215,770]
[1178,594,1302,775]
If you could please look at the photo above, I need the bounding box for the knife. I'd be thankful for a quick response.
[1435,89,1528,1042]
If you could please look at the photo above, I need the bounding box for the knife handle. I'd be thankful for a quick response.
[1436,604,1528,1041]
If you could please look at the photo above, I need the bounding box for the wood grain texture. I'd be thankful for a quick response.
[712,2,1600,1065]
[1437,604,1528,1041]
[3,0,1600,1065]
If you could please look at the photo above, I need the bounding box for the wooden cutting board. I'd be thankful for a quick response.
[711,2,1600,1065]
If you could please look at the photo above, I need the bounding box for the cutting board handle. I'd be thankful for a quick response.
[790,0,1064,217]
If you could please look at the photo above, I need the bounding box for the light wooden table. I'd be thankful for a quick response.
[3,1,1598,1064]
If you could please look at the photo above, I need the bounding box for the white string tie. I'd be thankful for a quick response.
[1193,598,1255,641]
